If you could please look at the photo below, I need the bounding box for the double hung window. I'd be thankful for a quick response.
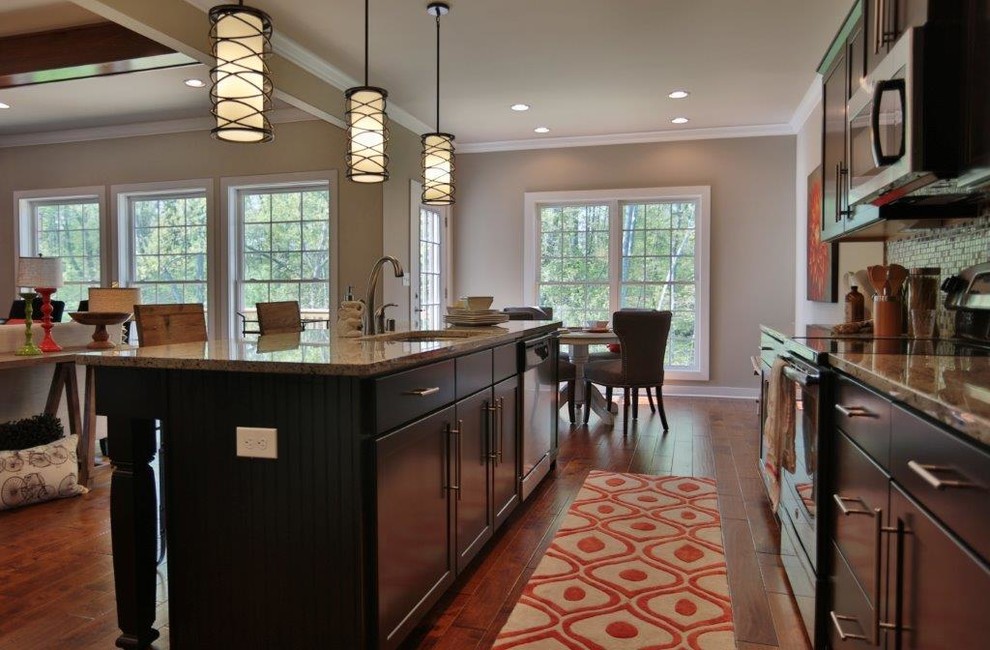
[525,187,710,380]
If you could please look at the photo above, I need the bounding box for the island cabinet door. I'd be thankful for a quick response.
[376,405,456,650]
[454,389,494,573]
[889,484,990,650]
[493,375,520,530]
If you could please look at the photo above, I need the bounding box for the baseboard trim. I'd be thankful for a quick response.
[661,386,759,400]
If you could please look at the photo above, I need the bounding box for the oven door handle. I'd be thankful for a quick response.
[782,362,820,387]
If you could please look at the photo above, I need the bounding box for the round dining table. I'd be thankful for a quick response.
[558,329,620,425]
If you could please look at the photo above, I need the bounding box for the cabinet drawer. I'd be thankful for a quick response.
[493,343,517,384]
[890,405,990,563]
[832,431,890,607]
[828,542,880,649]
[891,484,990,650]
[374,360,455,433]
[456,349,493,400]
[835,375,892,469]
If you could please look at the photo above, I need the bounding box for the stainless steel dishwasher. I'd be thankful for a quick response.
[519,335,559,500]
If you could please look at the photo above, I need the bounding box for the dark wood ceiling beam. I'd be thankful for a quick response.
[0,21,194,89]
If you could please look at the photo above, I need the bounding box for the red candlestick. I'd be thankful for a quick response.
[36,287,62,352]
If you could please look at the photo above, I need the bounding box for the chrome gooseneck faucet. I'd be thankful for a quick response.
[364,256,404,334]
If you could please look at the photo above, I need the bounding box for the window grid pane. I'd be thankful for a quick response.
[31,200,101,309]
[419,207,442,330]
[238,187,331,332]
[129,194,208,310]
[620,201,698,369]
[536,204,610,327]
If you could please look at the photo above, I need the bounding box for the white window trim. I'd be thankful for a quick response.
[13,186,108,299]
[111,179,216,334]
[221,170,339,340]
[523,186,711,382]
[408,179,451,329]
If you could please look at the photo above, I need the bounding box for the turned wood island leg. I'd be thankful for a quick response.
[108,415,160,649]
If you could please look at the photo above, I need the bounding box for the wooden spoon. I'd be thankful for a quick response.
[887,264,909,297]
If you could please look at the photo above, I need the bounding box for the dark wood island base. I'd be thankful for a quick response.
[85,323,559,649]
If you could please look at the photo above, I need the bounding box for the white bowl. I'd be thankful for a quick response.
[463,296,494,311]
[585,320,609,330]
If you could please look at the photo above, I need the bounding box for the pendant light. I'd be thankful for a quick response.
[346,0,390,183]
[208,1,274,143]
[422,2,455,205]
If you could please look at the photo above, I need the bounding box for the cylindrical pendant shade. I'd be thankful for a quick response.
[17,256,62,288]
[421,132,455,205]
[346,86,390,183]
[209,3,274,143]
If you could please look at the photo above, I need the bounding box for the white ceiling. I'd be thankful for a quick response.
[0,0,852,145]
[0,65,211,135]
[186,0,851,144]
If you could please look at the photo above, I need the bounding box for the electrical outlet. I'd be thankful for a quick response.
[402,274,410,287]
[236,427,277,459]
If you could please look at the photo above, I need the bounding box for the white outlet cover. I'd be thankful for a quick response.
[236,426,277,460]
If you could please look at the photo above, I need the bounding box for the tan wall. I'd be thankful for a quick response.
[0,119,385,311]
[454,136,798,391]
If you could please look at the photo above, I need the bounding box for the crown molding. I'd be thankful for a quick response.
[272,32,432,136]
[0,107,316,148]
[789,75,823,132]
[458,122,795,154]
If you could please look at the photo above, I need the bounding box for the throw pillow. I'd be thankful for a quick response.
[0,413,64,451]
[606,343,621,354]
[0,434,86,511]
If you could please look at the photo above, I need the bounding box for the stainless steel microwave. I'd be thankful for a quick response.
[847,25,967,207]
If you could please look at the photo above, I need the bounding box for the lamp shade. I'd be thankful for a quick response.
[422,132,455,205]
[89,287,141,315]
[346,86,390,183]
[17,256,62,288]
[209,2,274,143]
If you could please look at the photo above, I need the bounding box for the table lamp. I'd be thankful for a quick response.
[15,255,62,355]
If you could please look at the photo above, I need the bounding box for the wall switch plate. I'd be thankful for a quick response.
[402,274,410,286]
[236,427,277,459]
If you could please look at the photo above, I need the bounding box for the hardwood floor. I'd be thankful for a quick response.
[0,397,810,650]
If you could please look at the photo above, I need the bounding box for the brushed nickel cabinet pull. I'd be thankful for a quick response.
[835,404,876,418]
[872,506,898,642]
[497,397,505,464]
[405,386,440,397]
[834,162,843,223]
[907,460,978,490]
[833,494,873,516]
[874,0,883,54]
[838,165,852,217]
[830,611,868,642]
[447,421,462,499]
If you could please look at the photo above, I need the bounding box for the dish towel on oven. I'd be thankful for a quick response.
[764,357,796,512]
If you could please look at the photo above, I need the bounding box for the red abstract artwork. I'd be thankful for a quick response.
[807,165,837,302]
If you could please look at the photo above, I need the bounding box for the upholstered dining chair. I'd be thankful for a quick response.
[134,303,207,347]
[583,310,672,431]
[588,308,660,414]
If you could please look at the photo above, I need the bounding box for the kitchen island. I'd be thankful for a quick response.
[77,322,560,649]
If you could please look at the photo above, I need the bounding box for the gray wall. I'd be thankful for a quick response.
[454,136,798,391]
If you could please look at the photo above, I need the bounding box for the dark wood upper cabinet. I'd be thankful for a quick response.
[865,0,927,76]
[822,43,850,242]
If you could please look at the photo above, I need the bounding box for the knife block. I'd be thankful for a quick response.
[874,296,903,337]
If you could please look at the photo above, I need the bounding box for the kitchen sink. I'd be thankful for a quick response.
[362,329,487,343]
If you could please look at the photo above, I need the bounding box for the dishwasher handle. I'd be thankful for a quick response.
[523,336,552,370]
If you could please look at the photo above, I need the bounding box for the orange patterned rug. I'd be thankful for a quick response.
[493,471,735,650]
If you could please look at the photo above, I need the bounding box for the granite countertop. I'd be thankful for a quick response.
[74,321,561,377]
[829,350,990,448]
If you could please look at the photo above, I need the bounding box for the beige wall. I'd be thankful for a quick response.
[0,119,387,318]
[454,136,798,392]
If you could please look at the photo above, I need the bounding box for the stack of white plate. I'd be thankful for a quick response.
[444,308,510,326]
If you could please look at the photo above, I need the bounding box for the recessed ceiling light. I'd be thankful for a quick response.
[534,126,550,134]
[511,103,530,112]
[671,117,689,124]
[668,90,690,99]
[184,79,206,88]
[0,102,9,109]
